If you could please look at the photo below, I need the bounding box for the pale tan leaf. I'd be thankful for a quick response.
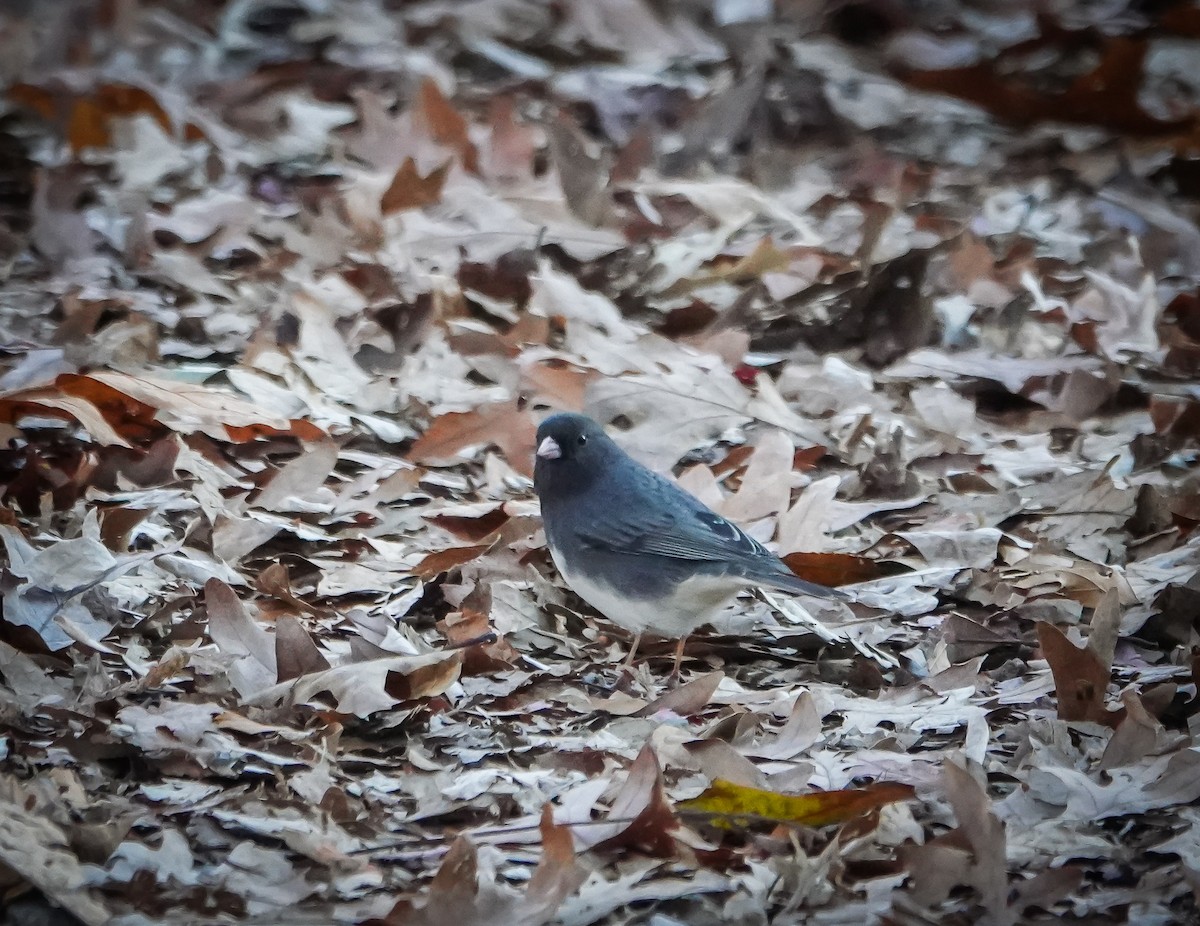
[246,652,462,718]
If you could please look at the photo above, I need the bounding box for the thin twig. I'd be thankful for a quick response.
[351,814,646,856]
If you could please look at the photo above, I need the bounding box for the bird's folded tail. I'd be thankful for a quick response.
[752,569,850,601]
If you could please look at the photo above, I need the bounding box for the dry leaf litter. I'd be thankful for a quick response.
[1,1,1200,924]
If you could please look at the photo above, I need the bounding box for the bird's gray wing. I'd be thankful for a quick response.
[575,478,774,563]
[575,473,844,599]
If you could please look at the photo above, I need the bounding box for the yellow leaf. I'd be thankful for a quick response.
[679,779,914,828]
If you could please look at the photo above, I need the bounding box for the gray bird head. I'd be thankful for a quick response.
[533,413,616,497]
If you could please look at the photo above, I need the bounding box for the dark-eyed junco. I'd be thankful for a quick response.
[533,413,845,676]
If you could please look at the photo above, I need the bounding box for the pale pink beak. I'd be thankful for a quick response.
[536,436,561,460]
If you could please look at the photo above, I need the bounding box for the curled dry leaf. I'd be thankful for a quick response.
[940,760,1010,923]
[274,615,331,682]
[781,551,908,587]
[0,524,153,651]
[381,157,451,215]
[370,805,585,926]
[0,371,325,446]
[638,670,724,717]
[0,776,113,925]
[5,2,1200,922]
[204,578,277,698]
[9,81,182,152]
[568,744,678,856]
[902,35,1195,136]
[1036,621,1115,726]
[898,759,1015,924]
[409,402,537,477]
[246,651,462,718]
[411,544,493,579]
[254,440,339,511]
[417,77,479,174]
[425,503,511,542]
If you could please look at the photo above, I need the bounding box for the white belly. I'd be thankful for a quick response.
[552,549,740,638]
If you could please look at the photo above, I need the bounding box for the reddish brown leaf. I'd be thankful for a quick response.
[903,37,1195,137]
[592,744,679,857]
[223,420,327,442]
[781,551,906,587]
[710,444,755,478]
[1150,395,1200,441]
[386,653,464,701]
[98,507,149,552]
[412,545,492,579]
[78,371,325,443]
[520,361,591,413]
[1162,4,1200,37]
[440,609,518,673]
[657,300,719,338]
[483,95,535,181]
[408,402,536,477]
[0,373,326,446]
[426,506,510,542]
[6,83,57,121]
[0,391,135,447]
[524,804,587,913]
[9,82,179,152]
[418,78,479,173]
[381,157,451,215]
[1037,621,1114,725]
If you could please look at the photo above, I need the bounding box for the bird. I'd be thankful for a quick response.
[532,412,846,678]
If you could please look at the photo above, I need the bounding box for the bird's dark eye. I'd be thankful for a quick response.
[577,434,588,446]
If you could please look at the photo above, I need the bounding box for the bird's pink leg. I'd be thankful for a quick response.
[621,633,643,669]
[668,635,688,685]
